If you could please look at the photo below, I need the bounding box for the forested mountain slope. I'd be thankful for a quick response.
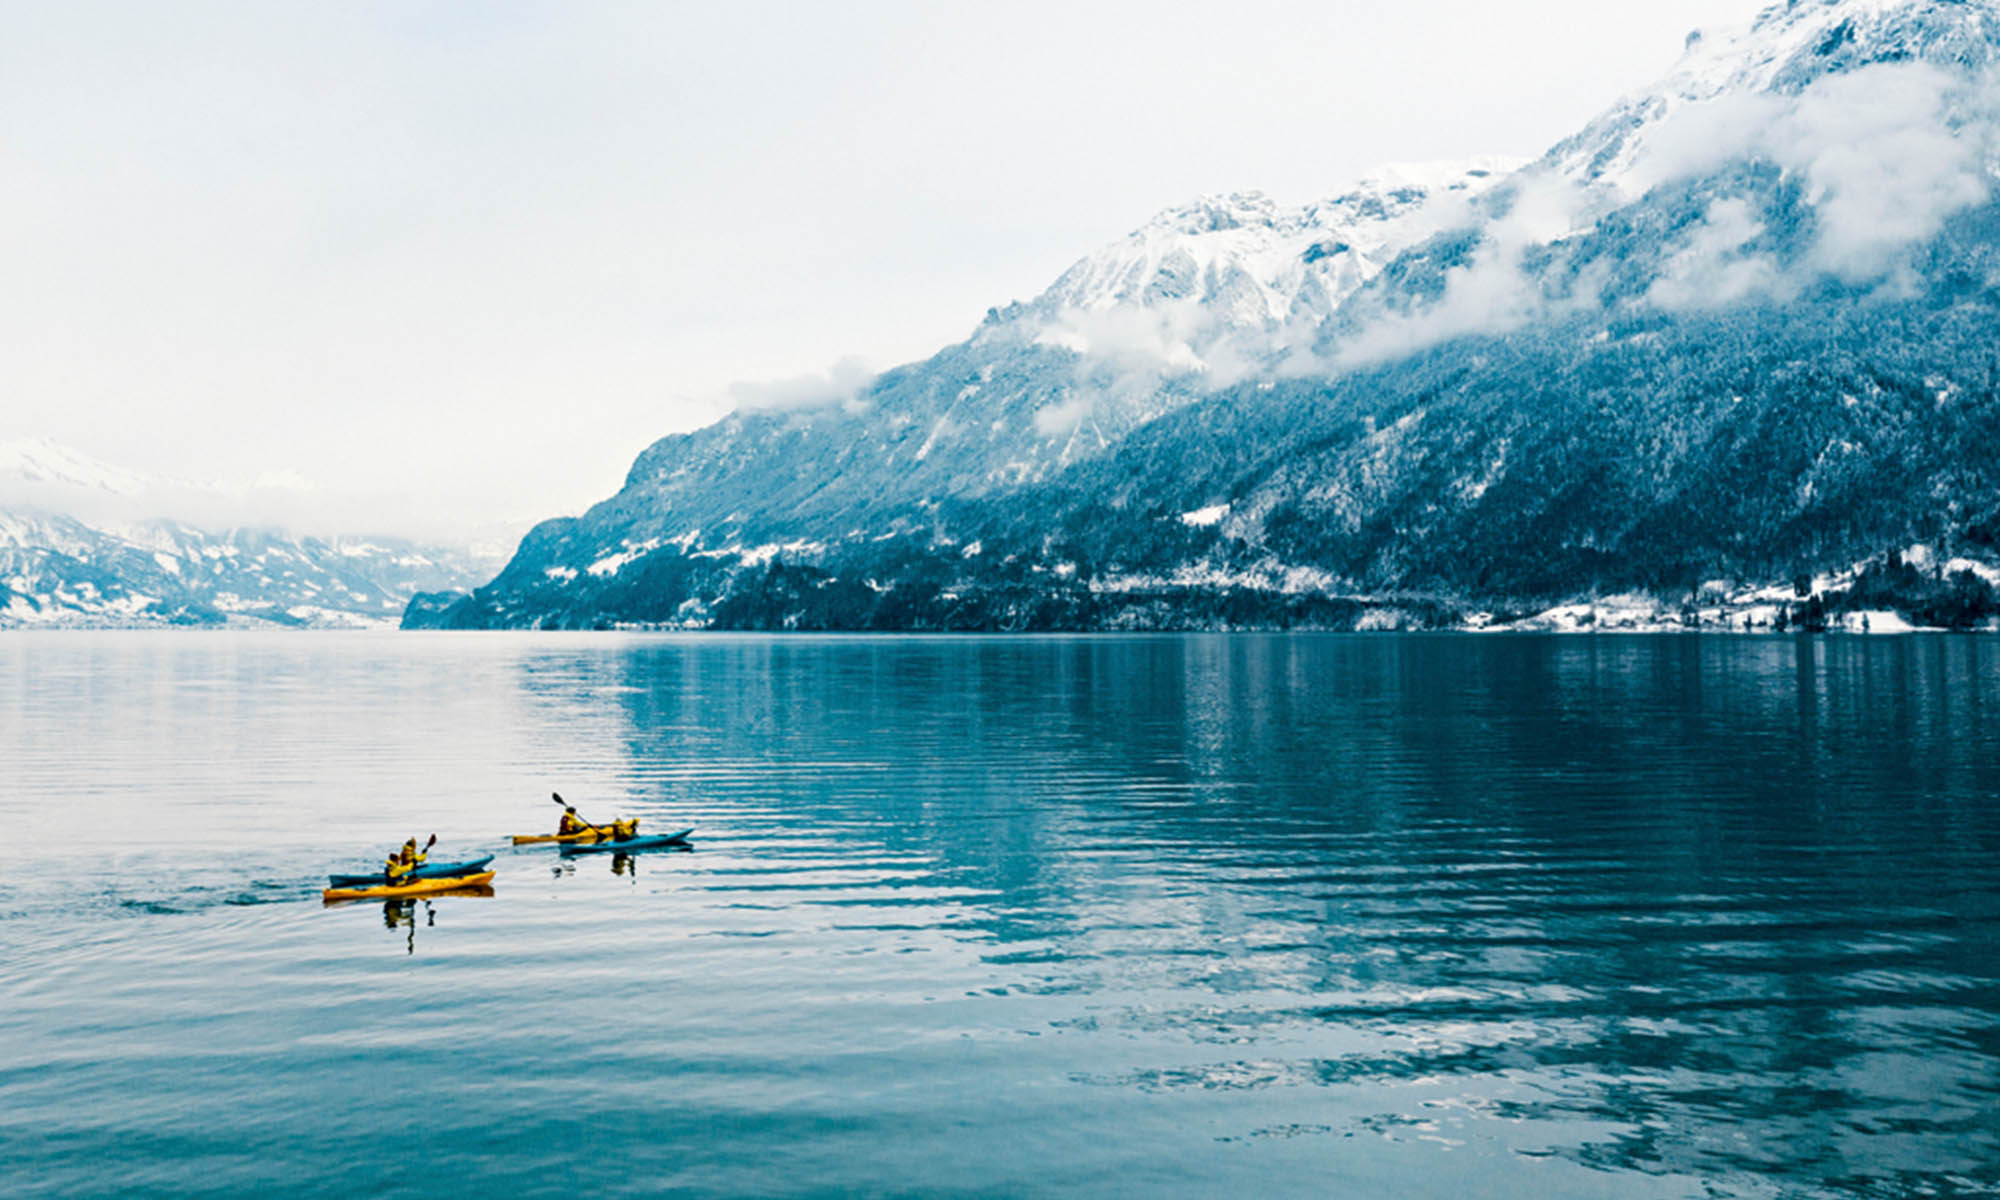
[413,0,2000,632]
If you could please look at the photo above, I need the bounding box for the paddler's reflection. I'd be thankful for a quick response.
[376,892,486,954]
[382,899,420,954]
[610,852,639,879]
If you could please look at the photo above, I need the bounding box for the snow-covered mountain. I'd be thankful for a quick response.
[1550,0,2000,193]
[416,0,2000,633]
[0,440,494,629]
[1316,0,2000,361]
[1013,158,1522,378]
[566,157,1520,558]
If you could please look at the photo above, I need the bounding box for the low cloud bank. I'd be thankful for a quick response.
[727,357,877,412]
[0,459,512,550]
[1628,62,1994,284]
[1327,60,2000,368]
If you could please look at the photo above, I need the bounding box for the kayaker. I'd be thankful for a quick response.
[381,837,431,885]
[558,805,591,836]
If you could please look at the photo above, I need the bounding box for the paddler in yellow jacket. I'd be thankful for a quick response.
[381,835,433,885]
[553,793,633,840]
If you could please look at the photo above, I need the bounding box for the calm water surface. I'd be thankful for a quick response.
[1,632,1997,1198]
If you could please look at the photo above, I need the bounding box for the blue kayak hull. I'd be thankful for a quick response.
[326,855,495,889]
[558,829,693,854]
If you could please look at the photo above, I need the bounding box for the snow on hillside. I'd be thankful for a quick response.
[0,508,494,629]
[998,0,2000,386]
[0,439,496,629]
[1014,157,1526,379]
[1313,0,2000,369]
[1547,0,2000,201]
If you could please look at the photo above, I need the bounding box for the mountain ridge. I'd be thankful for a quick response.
[412,0,2000,634]
[0,439,496,629]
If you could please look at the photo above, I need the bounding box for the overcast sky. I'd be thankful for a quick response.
[1,0,1769,540]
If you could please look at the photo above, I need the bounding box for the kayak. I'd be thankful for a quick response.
[323,871,497,902]
[558,829,693,854]
[511,820,639,846]
[326,856,495,889]
[322,870,497,903]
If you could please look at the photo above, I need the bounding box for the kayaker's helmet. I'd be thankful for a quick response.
[565,806,576,814]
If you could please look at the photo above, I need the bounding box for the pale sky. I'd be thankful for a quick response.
[1,0,1769,540]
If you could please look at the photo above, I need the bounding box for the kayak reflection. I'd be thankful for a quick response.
[544,844,689,881]
[377,887,494,954]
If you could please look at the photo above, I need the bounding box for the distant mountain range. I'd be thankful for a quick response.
[0,439,493,629]
[413,0,2000,632]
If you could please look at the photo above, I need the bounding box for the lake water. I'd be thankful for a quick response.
[1,632,1996,1198]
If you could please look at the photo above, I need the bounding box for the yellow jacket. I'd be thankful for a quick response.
[384,842,426,881]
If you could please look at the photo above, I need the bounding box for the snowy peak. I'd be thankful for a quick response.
[0,437,155,495]
[0,436,298,507]
[1011,0,2000,379]
[1134,191,1286,239]
[1013,157,1525,376]
[1036,158,1522,320]
[1306,0,2000,371]
[1706,0,2000,96]
[1548,0,2000,192]
[1339,159,1522,205]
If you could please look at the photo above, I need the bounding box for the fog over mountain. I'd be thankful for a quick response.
[413,0,2000,633]
[0,439,495,628]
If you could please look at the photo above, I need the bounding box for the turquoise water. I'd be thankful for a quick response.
[2,632,1997,1198]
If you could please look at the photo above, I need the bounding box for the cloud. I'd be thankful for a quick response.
[1325,60,2000,366]
[0,460,337,536]
[0,434,533,543]
[1782,65,1992,282]
[1644,196,1781,310]
[1032,303,1212,376]
[1031,394,1093,437]
[1328,169,1598,368]
[1630,61,1994,283]
[726,356,877,412]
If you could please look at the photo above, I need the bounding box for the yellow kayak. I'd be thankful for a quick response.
[322,870,496,903]
[510,819,639,845]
